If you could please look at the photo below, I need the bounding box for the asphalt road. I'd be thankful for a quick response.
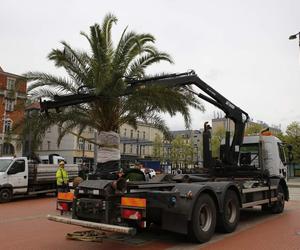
[0,191,300,250]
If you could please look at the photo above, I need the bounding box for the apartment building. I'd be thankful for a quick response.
[0,66,27,156]
[170,130,203,164]
[212,117,281,135]
[36,122,163,165]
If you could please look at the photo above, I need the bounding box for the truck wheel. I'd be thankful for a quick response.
[0,188,12,203]
[270,185,285,214]
[188,193,216,243]
[217,190,240,233]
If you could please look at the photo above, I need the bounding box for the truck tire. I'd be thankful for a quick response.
[270,185,285,214]
[217,190,240,233]
[0,188,12,203]
[188,193,216,243]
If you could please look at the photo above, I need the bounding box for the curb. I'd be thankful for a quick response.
[287,184,300,188]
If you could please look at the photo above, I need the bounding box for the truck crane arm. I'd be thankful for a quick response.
[40,70,249,168]
[126,71,249,166]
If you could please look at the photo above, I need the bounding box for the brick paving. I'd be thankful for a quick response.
[0,195,299,250]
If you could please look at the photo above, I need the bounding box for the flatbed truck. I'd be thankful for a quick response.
[0,157,79,202]
[44,71,290,243]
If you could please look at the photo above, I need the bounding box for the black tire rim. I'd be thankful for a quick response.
[278,192,284,207]
[199,204,212,232]
[1,191,9,201]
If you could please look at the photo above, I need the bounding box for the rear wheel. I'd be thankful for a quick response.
[217,190,240,233]
[188,193,216,243]
[0,188,12,203]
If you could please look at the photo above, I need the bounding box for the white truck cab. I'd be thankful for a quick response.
[240,135,287,178]
[0,157,28,197]
[40,154,65,164]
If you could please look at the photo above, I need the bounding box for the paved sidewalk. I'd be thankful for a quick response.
[287,177,300,188]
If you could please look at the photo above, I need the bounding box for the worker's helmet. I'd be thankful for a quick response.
[59,161,65,166]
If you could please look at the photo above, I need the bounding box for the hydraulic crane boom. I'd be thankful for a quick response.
[126,71,249,166]
[40,70,249,168]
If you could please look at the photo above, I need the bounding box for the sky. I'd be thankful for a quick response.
[1,0,300,132]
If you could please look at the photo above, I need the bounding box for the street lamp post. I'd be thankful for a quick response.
[289,32,300,47]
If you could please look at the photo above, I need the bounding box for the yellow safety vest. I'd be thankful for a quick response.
[56,167,69,186]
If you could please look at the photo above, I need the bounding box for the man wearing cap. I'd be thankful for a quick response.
[56,161,69,192]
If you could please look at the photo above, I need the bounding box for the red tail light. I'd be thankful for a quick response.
[121,209,142,220]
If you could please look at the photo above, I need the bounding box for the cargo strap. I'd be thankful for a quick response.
[66,230,106,242]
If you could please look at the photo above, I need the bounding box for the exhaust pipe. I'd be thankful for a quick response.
[47,215,136,236]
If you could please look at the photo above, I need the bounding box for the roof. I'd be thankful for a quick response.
[0,67,26,80]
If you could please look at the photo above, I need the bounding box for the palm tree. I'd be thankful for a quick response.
[23,13,204,155]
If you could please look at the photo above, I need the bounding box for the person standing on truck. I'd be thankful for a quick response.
[56,161,69,192]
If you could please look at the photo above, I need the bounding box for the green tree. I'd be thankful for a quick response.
[21,13,204,154]
[284,121,300,163]
[183,141,194,166]
[170,135,195,168]
[245,123,263,135]
[211,127,225,158]
[170,135,185,168]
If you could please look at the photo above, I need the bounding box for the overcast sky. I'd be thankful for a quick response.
[1,0,300,132]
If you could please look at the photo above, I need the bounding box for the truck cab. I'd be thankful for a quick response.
[241,135,287,178]
[40,154,65,164]
[0,157,28,201]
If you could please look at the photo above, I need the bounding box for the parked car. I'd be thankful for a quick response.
[141,168,156,179]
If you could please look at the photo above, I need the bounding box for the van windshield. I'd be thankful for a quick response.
[0,159,12,172]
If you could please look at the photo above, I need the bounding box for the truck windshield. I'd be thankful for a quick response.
[0,159,12,172]
[239,143,260,168]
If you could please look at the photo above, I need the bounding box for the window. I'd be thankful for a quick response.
[4,120,12,133]
[5,100,14,112]
[142,145,145,155]
[124,128,127,137]
[130,130,133,139]
[88,143,92,151]
[278,143,286,164]
[123,144,126,153]
[130,144,133,153]
[7,78,15,90]
[137,130,140,139]
[143,131,146,139]
[3,143,14,155]
[78,138,84,150]
[47,141,51,150]
[239,143,260,168]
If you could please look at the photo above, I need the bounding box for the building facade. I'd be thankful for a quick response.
[170,130,203,165]
[212,117,281,135]
[0,66,27,156]
[36,122,164,166]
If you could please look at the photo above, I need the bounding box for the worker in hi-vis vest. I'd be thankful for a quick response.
[56,161,69,192]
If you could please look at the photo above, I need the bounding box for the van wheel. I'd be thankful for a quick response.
[217,190,240,233]
[188,193,216,243]
[0,188,12,203]
[270,185,285,214]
